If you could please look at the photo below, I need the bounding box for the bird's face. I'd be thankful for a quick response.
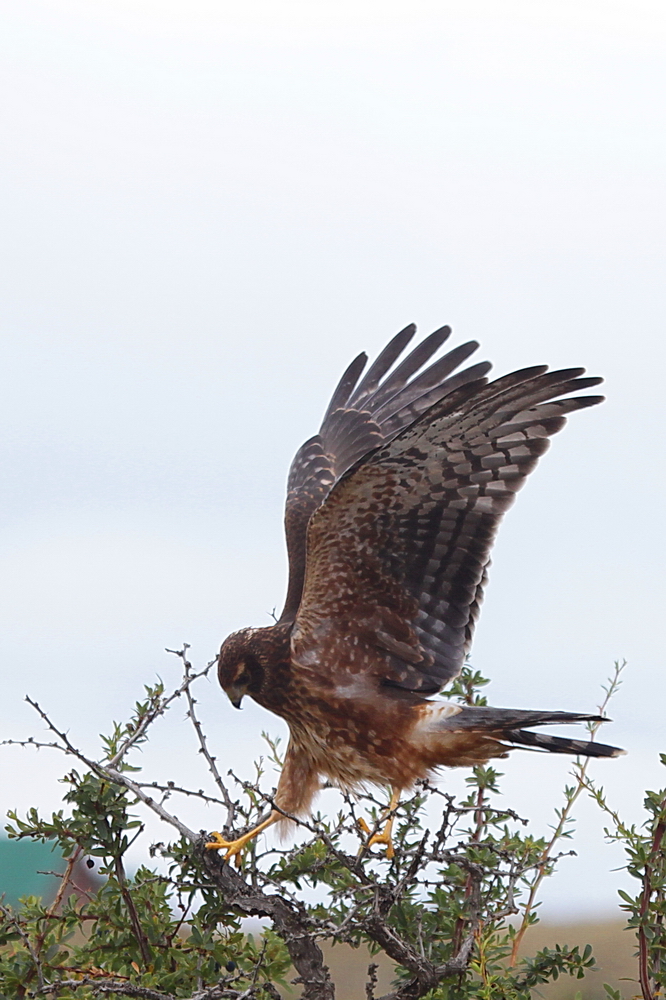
[217,628,263,709]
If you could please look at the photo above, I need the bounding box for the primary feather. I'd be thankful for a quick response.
[280,325,491,622]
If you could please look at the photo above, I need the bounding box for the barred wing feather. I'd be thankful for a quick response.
[279,325,490,622]
[292,368,603,693]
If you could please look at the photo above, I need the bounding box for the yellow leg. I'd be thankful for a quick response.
[358,788,401,859]
[206,811,280,867]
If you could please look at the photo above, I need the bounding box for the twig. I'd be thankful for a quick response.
[638,806,666,1000]
[105,767,198,842]
[18,698,199,843]
[509,659,626,965]
[48,980,176,998]
[179,651,235,830]
[0,901,45,992]
[107,648,215,769]
[114,852,152,968]
[365,962,378,1000]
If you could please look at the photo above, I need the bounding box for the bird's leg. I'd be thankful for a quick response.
[358,787,401,859]
[206,811,280,867]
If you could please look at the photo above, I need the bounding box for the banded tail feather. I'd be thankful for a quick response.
[437,704,625,759]
[504,729,625,758]
[440,707,606,731]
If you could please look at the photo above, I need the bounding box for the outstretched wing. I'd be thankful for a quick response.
[291,367,603,693]
[279,325,491,622]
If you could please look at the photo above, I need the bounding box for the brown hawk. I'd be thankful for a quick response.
[208,324,622,861]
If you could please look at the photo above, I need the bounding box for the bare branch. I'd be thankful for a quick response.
[105,767,198,842]
[138,781,229,808]
[25,696,95,764]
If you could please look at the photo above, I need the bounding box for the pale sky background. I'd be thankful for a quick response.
[1,0,665,918]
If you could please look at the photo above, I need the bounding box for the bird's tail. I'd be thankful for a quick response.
[435,704,625,759]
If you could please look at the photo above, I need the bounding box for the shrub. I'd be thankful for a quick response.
[1,656,661,1000]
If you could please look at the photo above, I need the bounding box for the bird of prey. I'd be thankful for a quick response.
[208,324,622,862]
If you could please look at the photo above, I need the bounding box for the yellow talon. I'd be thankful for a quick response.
[205,831,248,866]
[205,811,282,866]
[205,831,228,851]
[357,818,396,859]
[367,825,395,860]
[358,788,400,859]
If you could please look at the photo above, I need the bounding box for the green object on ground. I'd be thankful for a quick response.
[0,838,61,906]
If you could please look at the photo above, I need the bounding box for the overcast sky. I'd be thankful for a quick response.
[1,0,665,918]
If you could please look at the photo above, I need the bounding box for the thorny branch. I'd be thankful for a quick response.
[139,781,228,808]
[3,699,200,844]
[108,648,216,770]
[172,646,236,831]
[104,767,198,843]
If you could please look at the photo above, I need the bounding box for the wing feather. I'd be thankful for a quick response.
[357,327,452,409]
[280,326,487,622]
[348,324,418,405]
[370,341,481,419]
[291,367,603,692]
[321,352,368,423]
[379,361,493,437]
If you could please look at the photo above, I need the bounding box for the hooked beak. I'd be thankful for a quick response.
[226,687,245,710]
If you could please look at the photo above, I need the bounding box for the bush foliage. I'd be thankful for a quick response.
[1,656,664,1000]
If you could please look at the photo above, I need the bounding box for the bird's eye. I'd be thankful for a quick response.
[234,664,250,686]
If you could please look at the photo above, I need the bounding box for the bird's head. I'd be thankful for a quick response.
[217,622,292,710]
[217,628,264,709]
